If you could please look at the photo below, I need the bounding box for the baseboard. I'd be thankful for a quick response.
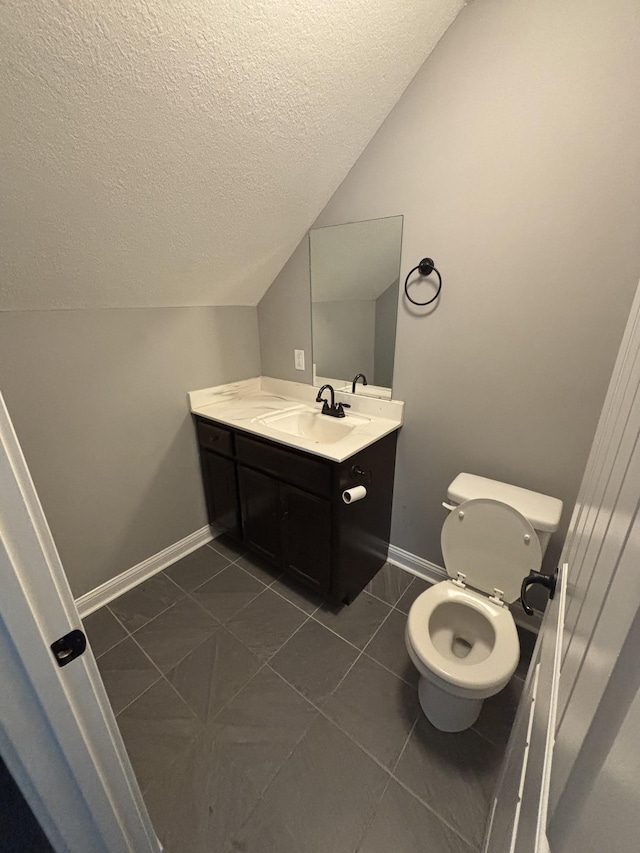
[387,542,542,634]
[387,543,449,585]
[75,525,216,618]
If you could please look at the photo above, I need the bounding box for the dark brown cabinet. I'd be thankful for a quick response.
[237,465,281,563]
[200,448,241,540]
[237,468,332,592]
[281,483,331,592]
[194,415,398,604]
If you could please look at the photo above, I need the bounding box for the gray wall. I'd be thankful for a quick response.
[374,281,398,387]
[258,238,313,384]
[312,300,375,380]
[0,307,260,598]
[258,0,640,572]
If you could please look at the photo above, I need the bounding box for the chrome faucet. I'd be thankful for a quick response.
[352,373,368,394]
[315,384,350,418]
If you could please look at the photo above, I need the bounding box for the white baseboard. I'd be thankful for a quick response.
[75,525,216,618]
[387,542,541,633]
[387,543,448,585]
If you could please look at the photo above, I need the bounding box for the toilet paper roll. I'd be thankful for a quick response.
[342,485,367,504]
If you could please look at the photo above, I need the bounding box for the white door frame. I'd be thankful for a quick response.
[0,393,160,852]
[484,276,640,852]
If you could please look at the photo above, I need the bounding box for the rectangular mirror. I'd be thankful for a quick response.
[310,215,403,399]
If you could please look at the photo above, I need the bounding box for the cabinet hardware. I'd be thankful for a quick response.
[350,465,372,482]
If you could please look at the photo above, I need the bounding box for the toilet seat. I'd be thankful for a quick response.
[406,582,519,694]
[441,498,542,604]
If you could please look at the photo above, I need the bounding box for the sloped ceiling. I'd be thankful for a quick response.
[0,0,464,310]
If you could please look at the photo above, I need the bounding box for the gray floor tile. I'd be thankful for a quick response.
[109,573,184,632]
[270,619,359,706]
[394,715,502,849]
[103,556,522,853]
[208,533,246,562]
[132,596,219,673]
[236,551,283,585]
[263,715,388,853]
[117,678,202,792]
[473,675,524,748]
[271,573,324,614]
[224,798,301,853]
[323,655,419,769]
[191,563,265,623]
[395,576,431,615]
[211,667,318,792]
[365,562,413,606]
[164,545,230,592]
[83,606,127,658]
[226,588,308,661]
[357,779,473,853]
[314,592,391,650]
[143,728,261,853]
[365,608,418,686]
[168,629,261,724]
[95,636,160,715]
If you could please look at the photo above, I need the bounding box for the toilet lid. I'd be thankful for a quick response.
[441,498,542,603]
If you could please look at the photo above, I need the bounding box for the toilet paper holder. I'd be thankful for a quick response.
[350,465,372,482]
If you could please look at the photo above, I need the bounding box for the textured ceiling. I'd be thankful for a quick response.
[0,0,464,310]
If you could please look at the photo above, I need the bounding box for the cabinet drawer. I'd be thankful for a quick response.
[236,435,331,497]
[196,419,234,457]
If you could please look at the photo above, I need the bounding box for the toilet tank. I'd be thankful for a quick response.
[446,473,563,557]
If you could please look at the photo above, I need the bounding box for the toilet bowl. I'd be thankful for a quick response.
[405,474,563,732]
[405,580,519,731]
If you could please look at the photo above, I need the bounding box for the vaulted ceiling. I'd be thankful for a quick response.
[0,0,464,310]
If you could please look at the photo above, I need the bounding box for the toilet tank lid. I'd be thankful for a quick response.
[447,474,563,533]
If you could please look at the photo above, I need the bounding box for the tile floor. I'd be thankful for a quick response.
[83,537,535,853]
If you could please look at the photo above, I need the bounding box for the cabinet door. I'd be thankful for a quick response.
[281,484,331,593]
[238,465,282,564]
[201,450,241,539]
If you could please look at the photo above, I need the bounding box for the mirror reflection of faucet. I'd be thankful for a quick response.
[315,384,351,418]
[352,373,368,394]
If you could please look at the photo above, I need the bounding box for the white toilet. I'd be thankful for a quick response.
[405,473,563,732]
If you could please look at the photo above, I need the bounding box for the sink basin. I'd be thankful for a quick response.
[259,409,369,444]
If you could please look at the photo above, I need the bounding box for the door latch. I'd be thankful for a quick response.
[50,629,87,667]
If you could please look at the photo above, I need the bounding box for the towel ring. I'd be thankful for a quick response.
[404,257,442,306]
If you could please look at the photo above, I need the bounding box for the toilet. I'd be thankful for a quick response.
[405,473,563,732]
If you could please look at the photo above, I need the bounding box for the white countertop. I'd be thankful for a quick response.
[189,377,403,463]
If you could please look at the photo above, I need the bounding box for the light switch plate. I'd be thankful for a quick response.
[294,350,305,371]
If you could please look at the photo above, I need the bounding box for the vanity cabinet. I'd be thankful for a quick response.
[197,422,241,540]
[238,468,331,593]
[280,484,331,592]
[237,465,282,564]
[194,415,398,603]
